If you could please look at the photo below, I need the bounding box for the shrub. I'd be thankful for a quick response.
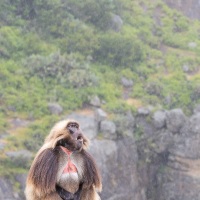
[145,81,163,97]
[58,22,99,56]
[62,0,120,29]
[0,112,7,132]
[24,52,97,88]
[94,33,146,67]
[161,73,192,110]
[0,26,24,58]
[24,33,56,56]
[174,15,189,32]
[191,84,200,102]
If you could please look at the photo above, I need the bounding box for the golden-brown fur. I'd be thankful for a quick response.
[25,119,102,200]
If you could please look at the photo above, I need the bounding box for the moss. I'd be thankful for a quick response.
[134,124,144,141]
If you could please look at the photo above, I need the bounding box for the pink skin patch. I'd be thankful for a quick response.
[61,146,78,174]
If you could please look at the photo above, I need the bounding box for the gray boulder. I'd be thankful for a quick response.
[153,110,166,129]
[188,42,197,48]
[166,109,187,134]
[182,64,190,73]
[95,108,107,123]
[110,14,123,32]
[121,77,133,88]
[137,107,150,116]
[89,96,101,107]
[48,103,63,115]
[189,113,200,135]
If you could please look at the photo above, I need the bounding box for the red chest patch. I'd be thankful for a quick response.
[61,146,78,174]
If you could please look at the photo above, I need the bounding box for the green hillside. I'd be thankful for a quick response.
[1,0,200,174]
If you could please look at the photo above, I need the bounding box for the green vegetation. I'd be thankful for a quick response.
[1,0,200,174]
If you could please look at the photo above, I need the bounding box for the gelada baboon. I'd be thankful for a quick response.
[25,120,102,200]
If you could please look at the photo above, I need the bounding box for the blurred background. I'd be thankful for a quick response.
[1,0,200,199]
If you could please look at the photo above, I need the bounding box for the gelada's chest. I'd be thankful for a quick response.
[58,147,80,193]
[61,146,78,174]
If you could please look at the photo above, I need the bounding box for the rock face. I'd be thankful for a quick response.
[0,175,26,200]
[164,0,200,20]
[137,110,200,200]
[90,138,141,200]
[100,120,117,139]
[1,108,200,200]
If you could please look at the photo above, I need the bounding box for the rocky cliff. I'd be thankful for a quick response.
[164,0,200,20]
[1,106,200,200]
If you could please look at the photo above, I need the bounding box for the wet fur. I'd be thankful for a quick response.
[25,120,102,200]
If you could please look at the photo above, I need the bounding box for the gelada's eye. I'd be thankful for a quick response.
[67,122,79,131]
